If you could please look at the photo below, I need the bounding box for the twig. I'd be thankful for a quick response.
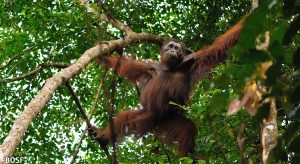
[65,81,111,160]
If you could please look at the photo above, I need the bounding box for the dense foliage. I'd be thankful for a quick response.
[0,0,299,163]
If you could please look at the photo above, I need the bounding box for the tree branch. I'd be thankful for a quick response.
[69,69,107,164]
[65,81,111,160]
[0,45,36,70]
[79,0,99,16]
[69,132,86,164]
[0,30,167,161]
[0,63,70,83]
[0,2,170,160]
[79,0,133,34]
[65,81,92,128]
[107,77,118,164]
[0,67,42,83]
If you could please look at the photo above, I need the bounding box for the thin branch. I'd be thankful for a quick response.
[0,67,42,83]
[0,63,70,84]
[101,72,118,163]
[66,82,92,127]
[69,132,86,164]
[69,68,107,164]
[105,49,126,164]
[65,81,111,160]
[0,54,22,70]
[0,45,36,70]
[1,37,54,71]
[109,77,118,164]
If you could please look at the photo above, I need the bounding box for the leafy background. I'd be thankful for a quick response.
[1,0,300,163]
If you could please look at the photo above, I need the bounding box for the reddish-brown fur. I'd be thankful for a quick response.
[90,19,244,157]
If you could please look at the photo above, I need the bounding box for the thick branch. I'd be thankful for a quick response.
[0,32,167,162]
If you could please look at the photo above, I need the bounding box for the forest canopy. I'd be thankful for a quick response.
[0,0,300,163]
